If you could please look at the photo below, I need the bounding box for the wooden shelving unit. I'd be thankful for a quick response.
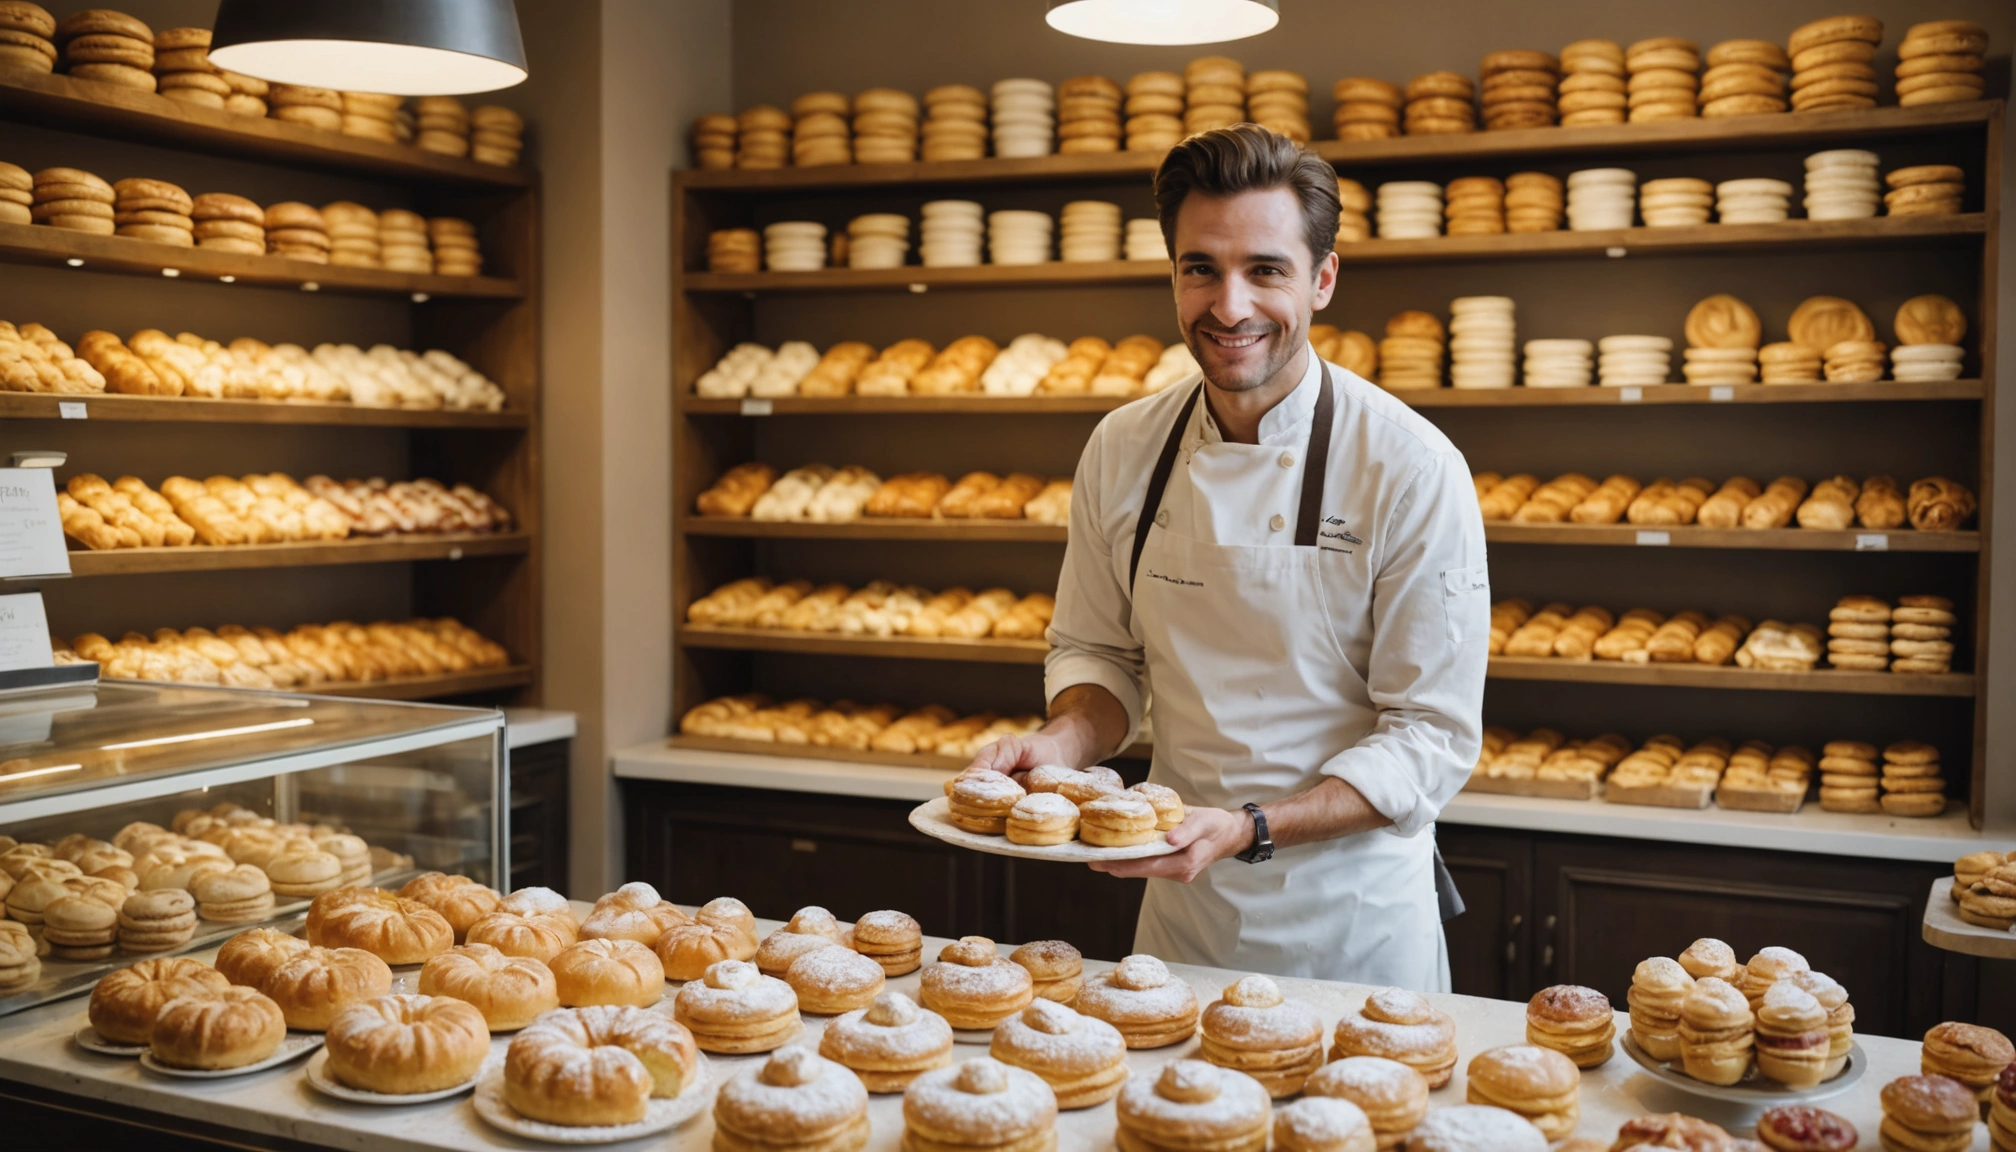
[681,516,1067,543]
[309,665,535,701]
[0,393,529,428]
[66,533,531,577]
[1480,524,1981,552]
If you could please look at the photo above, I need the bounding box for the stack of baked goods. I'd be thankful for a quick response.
[1479,50,1558,130]
[150,28,226,108]
[402,95,469,156]
[1375,180,1441,239]
[1244,69,1309,141]
[31,165,115,234]
[1565,168,1635,231]
[1629,939,1857,1086]
[1556,40,1627,127]
[1699,38,1790,117]
[1952,852,2016,931]
[427,217,481,276]
[1715,744,1815,809]
[991,79,1053,158]
[852,88,918,164]
[1497,171,1563,233]
[1682,292,1761,384]
[1787,15,1883,113]
[1892,293,1968,382]
[468,105,523,165]
[1877,740,1947,816]
[56,7,154,90]
[688,577,1055,642]
[706,227,760,273]
[1441,178,1505,236]
[1183,56,1244,135]
[1332,76,1402,140]
[1886,163,1964,217]
[1881,1073,1992,1152]
[0,162,27,226]
[735,104,788,168]
[1626,37,1701,122]
[1805,148,1881,220]
[1447,296,1514,389]
[1895,20,1989,106]
[1377,310,1444,390]
[944,762,1184,851]
[920,85,987,162]
[0,2,54,74]
[689,114,736,169]
[61,615,509,689]
[267,85,342,133]
[1638,177,1712,227]
[336,91,401,144]
[1718,177,1793,224]
[1403,70,1474,134]
[1309,326,1376,380]
[1055,76,1121,154]
[1594,335,1670,385]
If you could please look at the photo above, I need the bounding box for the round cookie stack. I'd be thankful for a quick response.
[31,165,114,234]
[269,84,343,132]
[1479,49,1559,131]
[1827,595,1893,672]
[1403,71,1474,134]
[1884,164,1963,217]
[1504,172,1563,232]
[1639,177,1713,227]
[1890,599,1956,676]
[1699,39,1790,118]
[1334,178,1369,244]
[1880,740,1946,816]
[0,162,28,224]
[1822,338,1885,383]
[339,92,403,143]
[429,217,481,276]
[112,177,192,247]
[1816,739,1880,812]
[1891,293,1966,382]
[1803,149,1880,220]
[58,8,154,92]
[1787,16,1883,114]
[318,833,372,888]
[992,79,1054,159]
[1557,40,1626,126]
[1896,21,1988,107]
[44,893,118,959]
[222,71,268,117]
[1057,75,1121,154]
[846,214,909,270]
[0,1,56,75]
[470,105,523,165]
[1447,297,1514,390]
[922,85,988,162]
[735,105,789,169]
[1331,77,1401,140]
[1597,335,1672,386]
[1443,177,1504,236]
[191,865,274,924]
[1375,181,1442,240]
[706,227,760,274]
[1060,201,1121,262]
[1681,293,1762,384]
[1716,178,1793,224]
[190,192,264,255]
[264,202,328,263]
[1625,37,1700,123]
[1245,69,1310,141]
[920,200,983,267]
[853,88,919,165]
[1378,310,1446,391]
[119,888,198,952]
[415,96,471,156]
[988,209,1052,266]
[1124,218,1166,262]
[1523,339,1594,388]
[790,92,852,168]
[1184,56,1245,135]
[690,114,736,169]
[1565,168,1636,231]
[1758,342,1822,383]
[152,27,227,110]
[763,221,826,272]
[379,208,432,273]
[1123,71,1184,153]
[1788,294,1874,368]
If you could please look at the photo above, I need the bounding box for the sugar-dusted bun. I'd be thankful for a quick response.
[419,942,559,1031]
[505,1005,701,1126]
[499,885,578,926]
[149,985,286,1070]
[398,873,501,942]
[580,881,688,944]
[656,921,749,981]
[88,957,231,1045]
[695,896,759,952]
[215,926,311,988]
[262,945,394,1030]
[902,1056,1056,1152]
[549,937,667,1008]
[467,907,579,961]
[715,1046,871,1151]
[305,887,452,965]
[324,993,489,1094]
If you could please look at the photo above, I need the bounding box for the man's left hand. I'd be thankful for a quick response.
[1088,806,1253,882]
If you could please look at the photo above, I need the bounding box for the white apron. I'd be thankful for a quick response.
[1126,364,1451,991]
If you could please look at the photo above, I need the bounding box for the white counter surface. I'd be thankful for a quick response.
[612,740,2012,863]
[0,903,1987,1151]
[502,708,576,750]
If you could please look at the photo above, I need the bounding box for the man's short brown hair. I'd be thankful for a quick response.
[1153,124,1341,268]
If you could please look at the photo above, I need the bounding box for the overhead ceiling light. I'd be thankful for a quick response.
[1046,0,1279,44]
[210,0,527,96]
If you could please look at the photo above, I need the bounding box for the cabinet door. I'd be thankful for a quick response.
[1436,825,1534,1001]
[1001,858,1144,963]
[508,740,571,893]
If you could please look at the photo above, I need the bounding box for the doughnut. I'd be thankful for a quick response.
[1329,988,1457,1088]
[1009,939,1083,1003]
[902,1057,1057,1152]
[990,999,1129,1108]
[819,991,954,1092]
[1115,1059,1270,1152]
[675,958,803,1054]
[920,936,1033,1030]
[1075,954,1200,1049]
[1198,975,1324,1097]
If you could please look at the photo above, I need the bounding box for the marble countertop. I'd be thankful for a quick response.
[502,708,576,750]
[0,903,1991,1151]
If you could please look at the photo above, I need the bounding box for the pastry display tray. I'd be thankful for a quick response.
[908,797,1177,862]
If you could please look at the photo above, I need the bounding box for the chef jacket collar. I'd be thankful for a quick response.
[1195,342,1323,448]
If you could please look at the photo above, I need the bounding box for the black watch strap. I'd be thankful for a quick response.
[1234,802,1274,863]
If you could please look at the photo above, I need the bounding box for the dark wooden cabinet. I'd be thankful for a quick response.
[1438,826,1534,1001]
[1000,858,1145,962]
[507,739,571,893]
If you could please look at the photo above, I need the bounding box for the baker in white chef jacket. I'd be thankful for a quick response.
[968,125,1489,991]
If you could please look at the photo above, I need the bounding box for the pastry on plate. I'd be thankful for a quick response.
[819,990,954,1092]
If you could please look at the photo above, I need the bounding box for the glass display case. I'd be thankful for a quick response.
[0,681,504,1016]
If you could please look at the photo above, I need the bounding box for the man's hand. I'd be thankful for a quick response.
[1089,806,1252,883]
[967,731,1080,781]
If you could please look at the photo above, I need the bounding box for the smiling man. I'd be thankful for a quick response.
[966,125,1489,990]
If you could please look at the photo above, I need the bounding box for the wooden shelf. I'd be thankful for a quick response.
[0,68,528,187]
[681,516,1067,543]
[1487,656,1975,697]
[685,259,1165,295]
[66,533,530,576]
[682,394,1130,415]
[305,665,534,701]
[1484,524,1980,552]
[681,625,1048,664]
[0,222,523,298]
[664,732,1156,770]
[0,392,529,428]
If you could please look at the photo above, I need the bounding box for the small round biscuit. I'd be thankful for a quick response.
[1702,95,1786,117]
[1895,53,1983,79]
[1826,653,1890,671]
[1881,792,1946,817]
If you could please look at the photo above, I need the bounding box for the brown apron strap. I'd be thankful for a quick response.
[1129,383,1203,595]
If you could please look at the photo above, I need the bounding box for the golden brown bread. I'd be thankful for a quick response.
[1908,476,1976,530]
[697,463,778,518]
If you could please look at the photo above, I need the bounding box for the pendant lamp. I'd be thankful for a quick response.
[1046,0,1279,45]
[209,0,528,96]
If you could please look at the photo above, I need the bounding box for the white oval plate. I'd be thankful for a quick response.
[73,1024,146,1057]
[304,1048,481,1104]
[140,1031,323,1079]
[471,1051,712,1144]
[908,797,1177,862]
[1620,1031,1866,1103]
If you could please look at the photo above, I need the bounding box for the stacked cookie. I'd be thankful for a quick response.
[1822,339,1885,383]
[31,165,113,234]
[1681,293,1762,384]
[1123,72,1185,153]
[1885,164,1963,217]
[429,217,481,276]
[1447,297,1514,390]
[762,221,825,272]
[845,214,909,270]
[1376,181,1442,239]
[220,71,267,117]
[190,193,263,255]
[1245,70,1309,141]
[1716,178,1793,224]
[1826,595,1892,671]
[322,202,380,268]
[264,202,328,263]
[269,84,342,132]
[1891,596,1957,674]
[58,7,153,92]
[1124,218,1166,262]
[1059,201,1120,262]
[1565,168,1635,231]
[1787,16,1882,113]
[470,105,523,165]
[1891,293,1966,382]
[1524,339,1593,388]
[1758,342,1821,383]
[1404,71,1474,134]
[1700,39,1790,117]
[153,27,227,109]
[0,162,27,224]
[1639,177,1712,227]
[790,92,851,168]
[379,209,432,273]
[992,79,1054,159]
[1625,37,1700,122]
[1557,39,1627,127]
[988,209,1052,265]
[1816,739,1881,813]
[1896,21,1988,107]
[1879,741,1945,817]
[690,114,736,169]
[113,177,191,247]
[920,200,983,267]
[706,228,760,274]
[922,85,987,162]
[735,105,789,169]
[1438,176,1501,236]
[0,1,54,74]
[1803,149,1880,219]
[119,889,198,951]
[1505,172,1563,232]
[1597,336,1671,386]
[340,92,403,144]
[1378,310,1445,390]
[1057,76,1122,154]
[1332,77,1401,140]
[1334,178,1370,244]
[414,95,471,156]
[1184,56,1244,134]
[1479,50,1559,131]
[853,88,918,164]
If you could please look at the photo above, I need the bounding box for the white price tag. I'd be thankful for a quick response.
[0,592,52,672]
[1619,386,1643,403]
[0,469,70,579]
[1855,534,1889,552]
[1635,530,1670,546]
[739,398,773,416]
[1709,386,1735,402]
[57,402,85,420]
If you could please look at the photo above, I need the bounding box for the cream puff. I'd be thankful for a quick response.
[819,991,953,1093]
[1329,987,1458,1089]
[1198,974,1324,1097]
[1678,976,1754,1086]
[1464,1044,1580,1141]
[579,881,689,944]
[1626,956,1694,1062]
[920,936,1033,1030]
[1075,954,1200,1049]
[1677,937,1740,982]
[1524,984,1615,1069]
[1078,793,1159,847]
[1128,782,1186,830]
[851,910,923,976]
[714,1046,871,1152]
[902,1057,1058,1152]
[1116,1059,1270,1152]
[786,943,885,1015]
[1005,793,1080,846]
[990,998,1129,1109]
[549,937,665,1008]
[948,770,1025,834]
[674,958,802,1054]
[1302,1057,1427,1151]
[1009,939,1082,1003]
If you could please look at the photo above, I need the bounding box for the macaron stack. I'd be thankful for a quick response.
[1625,37,1700,122]
[113,177,192,246]
[991,79,1055,159]
[1335,178,1370,244]
[322,202,380,268]
[1479,50,1559,131]
[1184,56,1245,134]
[735,105,789,169]
[1787,15,1883,114]
[1699,39,1790,117]
[846,214,909,270]
[1716,178,1793,224]
[1803,149,1880,220]
[1124,218,1167,262]
[1378,311,1446,391]
[190,193,264,255]
[43,896,115,959]
[58,7,153,91]
[1443,177,1505,236]
[853,88,919,165]
[1376,181,1443,239]
[1822,339,1886,383]
[152,27,227,109]
[1332,77,1402,140]
[0,162,28,224]
[264,202,329,264]
[31,166,113,234]
[1403,71,1475,134]
[221,71,267,117]
[470,105,525,165]
[922,85,988,162]
[1817,738,1881,813]
[1504,172,1564,232]
[1557,40,1626,126]
[1895,20,1988,107]
[1123,72,1185,153]
[920,201,983,267]
[1639,177,1713,227]
[1757,343,1821,383]
[691,115,736,169]
[1245,69,1310,141]
[1447,297,1515,390]
[1060,201,1121,262]
[120,890,197,952]
[764,221,826,272]
[339,91,403,143]
[988,209,1052,266]
[1565,168,1636,231]
[269,84,342,132]
[1597,336,1672,386]
[414,96,472,156]
[1523,339,1594,388]
[1885,165,1963,217]
[790,92,851,168]
[0,2,55,74]
[1879,740,1945,816]
[705,227,760,274]
[1057,75,1122,154]
[429,217,481,276]
[379,209,432,273]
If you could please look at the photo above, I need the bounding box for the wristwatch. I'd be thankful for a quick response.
[1234,802,1274,864]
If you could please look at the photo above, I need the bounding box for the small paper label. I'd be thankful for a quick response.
[1619,386,1643,403]
[740,398,773,416]
[1855,534,1888,552]
[0,469,70,579]
[0,592,52,672]
[1636,530,1670,546]
[1709,386,1735,402]
[57,402,85,420]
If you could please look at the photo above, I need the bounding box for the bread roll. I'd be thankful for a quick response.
[504,1005,701,1126]
[325,993,489,1093]
[696,463,777,518]
[88,958,232,1045]
[418,942,559,1030]
[1695,477,1761,528]
[149,985,286,1070]
[1855,475,1906,529]
[1908,476,1976,530]
[1739,476,1808,529]
[936,472,1001,518]
[1796,475,1859,530]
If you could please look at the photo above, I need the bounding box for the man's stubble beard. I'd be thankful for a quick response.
[1186,314,1308,394]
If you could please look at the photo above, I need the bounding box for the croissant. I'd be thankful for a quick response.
[1503,603,1574,657]
[1645,610,1710,662]
[935,472,1001,518]
[1796,475,1859,530]
[1908,476,1976,531]
[856,339,936,396]
[975,473,1046,518]
[1488,599,1532,656]
[1696,477,1761,528]
[1023,480,1071,525]
[1594,608,1663,661]
[1479,474,1539,521]
[1472,472,1503,501]
[1855,475,1906,530]
[1692,615,1751,666]
[796,341,876,397]
[990,593,1055,639]
[695,463,777,518]
[57,491,128,549]
[1514,473,1598,523]
[905,588,974,637]
[1551,605,1614,659]
[868,473,951,518]
[1635,478,1714,525]
[1568,475,1641,524]
[868,705,958,753]
[939,588,1019,638]
[1739,476,1808,529]
[1037,337,1110,394]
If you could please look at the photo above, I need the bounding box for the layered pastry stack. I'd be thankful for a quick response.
[339,92,403,144]
[1877,740,1946,816]
[1333,178,1370,243]
[790,93,851,168]
[378,209,432,273]
[1402,71,1474,134]
[1803,149,1881,220]
[1565,168,1636,231]
[113,177,192,246]
[947,762,1185,850]
[322,202,379,268]
[1443,177,1505,235]
[1331,77,1402,140]
[1892,293,1967,382]
[922,85,988,162]
[1699,38,1790,117]
[0,163,25,225]
[852,88,919,165]
[1059,201,1120,262]
[1886,164,1964,217]
[991,79,1054,158]
[845,214,909,270]
[988,210,1052,265]
[764,221,826,272]
[31,165,114,234]
[1952,851,2016,931]
[413,96,472,156]
[1682,293,1762,384]
[1523,339,1593,388]
[268,85,343,133]
[1716,178,1792,224]
[1056,76,1121,153]
[1639,177,1712,227]
[921,200,984,267]
[1896,20,1990,106]
[0,2,54,74]
[1123,71,1185,153]
[1184,56,1245,135]
[1377,310,1444,390]
[1504,171,1564,232]
[1596,335,1672,386]
[1787,294,1875,384]
[1557,39,1626,126]
[191,193,262,254]
[58,7,154,90]
[60,616,510,688]
[1446,296,1514,390]
[1244,69,1310,141]
[735,105,789,169]
[1626,37,1701,122]
[707,227,760,273]
[1478,49,1559,130]
[151,27,227,109]
[469,105,523,165]
[690,114,736,169]
[427,217,481,277]
[1375,181,1442,239]
[1124,218,1167,261]
[263,201,328,263]
[1788,15,1883,113]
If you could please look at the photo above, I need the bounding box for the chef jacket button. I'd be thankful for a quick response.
[1269,513,1286,532]
[1155,510,1169,527]
[1279,452,1295,469]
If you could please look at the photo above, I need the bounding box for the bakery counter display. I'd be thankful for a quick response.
[679,694,1045,768]
[687,579,1053,662]
[692,335,1195,400]
[50,616,516,696]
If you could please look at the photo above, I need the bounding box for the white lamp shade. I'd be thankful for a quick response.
[1046,0,1279,45]
[210,0,528,96]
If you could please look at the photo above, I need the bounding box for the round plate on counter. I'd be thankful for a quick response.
[73,1024,146,1057]
[471,1051,712,1143]
[140,1031,323,1079]
[304,1048,483,1104]
[907,797,1178,862]
[1620,1032,1867,1104]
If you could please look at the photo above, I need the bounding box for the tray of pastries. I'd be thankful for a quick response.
[909,765,1184,862]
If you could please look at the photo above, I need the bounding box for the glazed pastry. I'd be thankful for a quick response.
[1626,956,1694,1062]
[88,957,231,1045]
[1079,793,1160,848]
[1076,954,1201,1049]
[1920,1020,2014,1113]
[851,910,923,976]
[417,941,559,1030]
[675,958,802,1053]
[1740,946,1809,1011]
[396,872,500,942]
[506,1004,701,1127]
[260,944,396,1031]
[1329,987,1458,1089]
[1128,782,1186,830]
[786,944,886,1015]
[819,991,954,1092]
[948,769,1025,834]
[1010,939,1083,1003]
[1678,938,1740,982]
[990,998,1129,1108]
[902,1057,1058,1152]
[1302,1056,1428,1151]
[696,896,762,956]
[1524,985,1615,1068]
[324,994,489,1095]
[1005,793,1080,846]
[1791,969,1855,1080]
[1115,1059,1270,1152]
[1678,976,1754,1086]
[1753,1105,1857,1152]
[1464,1044,1580,1141]
[658,920,756,981]
[1755,983,1830,1088]
[1880,1074,1978,1152]
[214,926,310,989]
[1198,974,1324,1097]
[149,985,286,1071]
[714,1046,871,1152]
[1272,1097,1375,1152]
[305,886,453,965]
[920,936,1034,1030]
[550,937,666,1008]
[580,881,689,944]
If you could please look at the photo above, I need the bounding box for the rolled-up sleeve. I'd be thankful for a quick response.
[1319,447,1488,836]
[1044,425,1148,736]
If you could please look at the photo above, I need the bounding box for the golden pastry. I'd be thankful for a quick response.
[580,881,689,944]
[506,1004,701,1126]
[1272,1097,1376,1152]
[305,886,453,965]
[675,958,803,1053]
[498,885,579,926]
[418,941,559,1030]
[1116,1058,1270,1152]
[1880,1074,1978,1152]
[697,895,762,957]
[214,926,310,989]
[1075,954,1200,1049]
[920,936,1034,1030]
[397,873,501,943]
[1057,767,1125,805]
[948,769,1025,834]
[1009,939,1083,1003]
[990,998,1129,1108]
[1329,987,1457,1088]
[1524,985,1615,1068]
[851,910,923,976]
[1465,1044,1580,1140]
[902,1057,1058,1152]
[1792,969,1855,1079]
[1005,793,1080,846]
[1755,983,1830,1087]
[1921,1020,2014,1112]
[1303,1056,1428,1151]
[149,985,286,1070]
[1198,974,1324,1097]
[787,943,886,1015]
[714,1046,871,1152]
[1128,782,1186,830]
[1740,946,1810,1011]
[1677,938,1740,982]
[1626,956,1693,1062]
[88,957,231,1045]
[757,926,844,976]
[325,993,489,1094]
[260,944,396,1030]
[658,919,755,981]
[1678,976,1754,1086]
[550,937,667,1008]
[1684,293,1762,348]
[466,904,579,962]
[820,990,954,1092]
[1078,793,1160,848]
[42,892,118,959]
